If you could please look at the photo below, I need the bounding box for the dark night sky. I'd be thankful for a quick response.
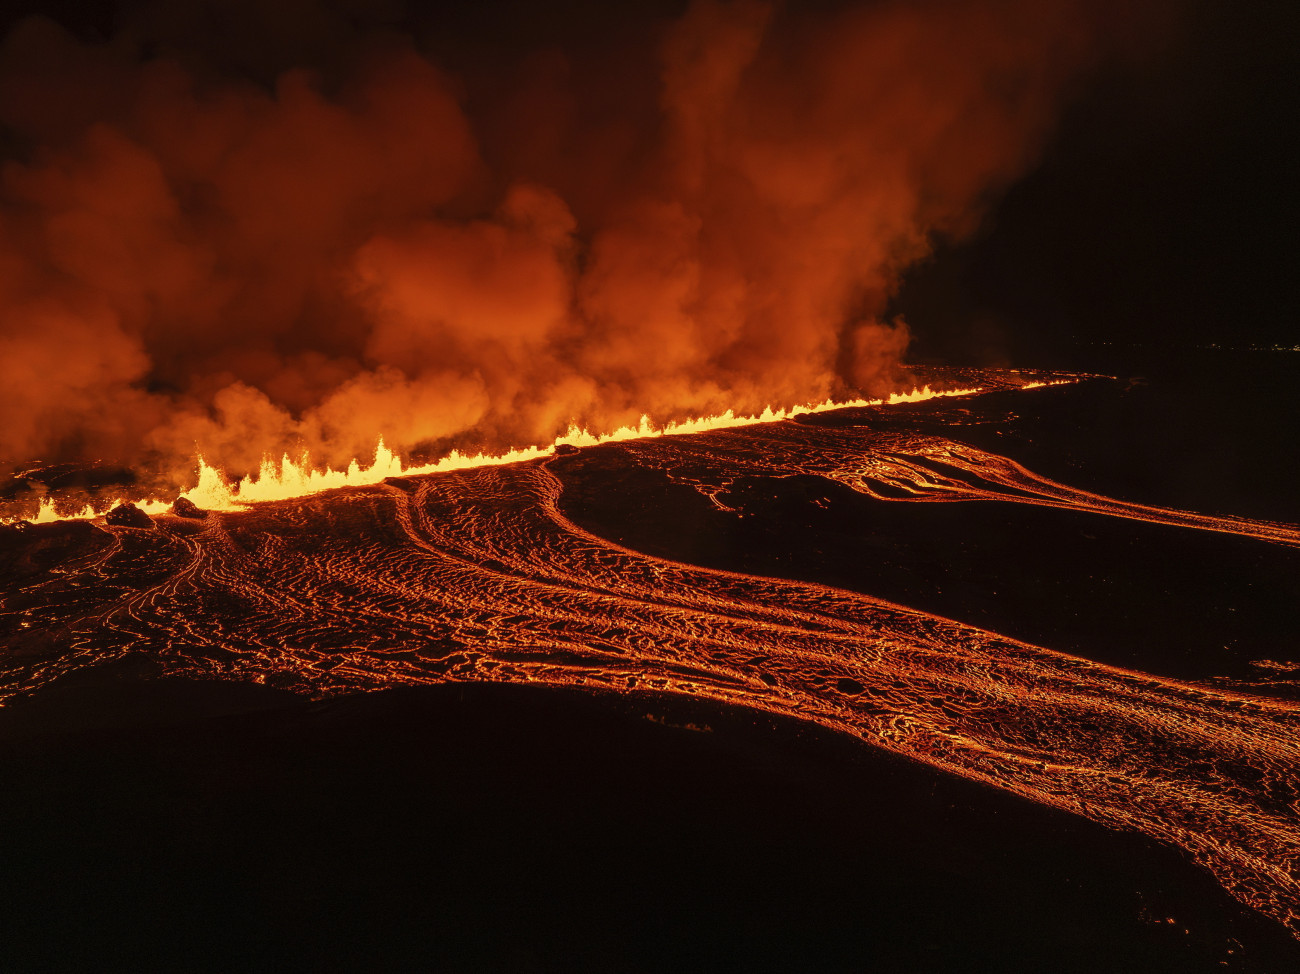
[894,0,1300,365]
[2,0,1296,369]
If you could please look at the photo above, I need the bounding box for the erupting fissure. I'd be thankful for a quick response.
[20,383,990,525]
[0,0,1152,523]
[4,375,1298,938]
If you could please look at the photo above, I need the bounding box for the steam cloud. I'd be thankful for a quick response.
[0,0,1130,484]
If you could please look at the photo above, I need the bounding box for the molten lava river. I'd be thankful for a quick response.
[2,371,1299,948]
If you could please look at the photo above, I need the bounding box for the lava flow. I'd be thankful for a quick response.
[2,380,1298,939]
[15,379,994,525]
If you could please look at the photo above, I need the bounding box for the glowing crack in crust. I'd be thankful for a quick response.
[2,380,1298,940]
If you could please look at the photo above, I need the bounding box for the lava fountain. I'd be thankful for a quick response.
[3,376,1298,941]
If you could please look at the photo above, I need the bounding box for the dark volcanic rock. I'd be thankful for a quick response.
[170,497,207,520]
[553,443,581,456]
[1,683,1297,972]
[0,520,30,539]
[0,520,111,583]
[0,478,37,501]
[104,502,154,529]
[14,462,137,490]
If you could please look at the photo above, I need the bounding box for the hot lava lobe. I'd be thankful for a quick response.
[2,374,1299,968]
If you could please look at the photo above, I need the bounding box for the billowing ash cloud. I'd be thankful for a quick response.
[0,0,1137,483]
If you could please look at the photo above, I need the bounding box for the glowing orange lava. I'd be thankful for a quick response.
[14,382,987,524]
[2,374,1298,939]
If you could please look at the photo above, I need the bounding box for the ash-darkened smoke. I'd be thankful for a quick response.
[0,0,1137,482]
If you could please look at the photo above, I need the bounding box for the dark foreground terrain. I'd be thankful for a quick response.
[1,350,1298,972]
[2,680,1298,973]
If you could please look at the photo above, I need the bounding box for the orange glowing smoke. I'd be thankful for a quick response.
[0,1,1155,487]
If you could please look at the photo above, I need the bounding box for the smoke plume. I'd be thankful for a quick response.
[0,0,1129,484]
